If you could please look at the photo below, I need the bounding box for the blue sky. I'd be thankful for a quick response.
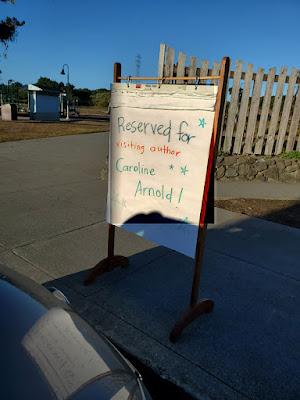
[1,0,300,89]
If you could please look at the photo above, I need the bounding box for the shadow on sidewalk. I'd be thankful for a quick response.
[43,204,300,400]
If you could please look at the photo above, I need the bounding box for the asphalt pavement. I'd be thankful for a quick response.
[0,133,299,400]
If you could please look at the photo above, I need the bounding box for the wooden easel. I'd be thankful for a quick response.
[84,63,129,286]
[84,58,230,342]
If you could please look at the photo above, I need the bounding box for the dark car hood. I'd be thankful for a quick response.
[0,265,146,400]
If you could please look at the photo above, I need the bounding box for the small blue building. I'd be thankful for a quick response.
[28,84,60,121]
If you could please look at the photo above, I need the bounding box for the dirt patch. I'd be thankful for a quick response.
[215,199,300,229]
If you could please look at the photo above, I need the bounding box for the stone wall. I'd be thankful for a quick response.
[215,155,300,183]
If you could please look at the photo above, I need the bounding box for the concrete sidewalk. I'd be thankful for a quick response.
[1,208,298,400]
[0,134,299,400]
[216,180,300,200]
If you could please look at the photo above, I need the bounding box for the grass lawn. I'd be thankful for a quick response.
[79,106,108,115]
[0,118,109,143]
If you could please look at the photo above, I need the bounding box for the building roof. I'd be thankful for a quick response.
[28,84,60,96]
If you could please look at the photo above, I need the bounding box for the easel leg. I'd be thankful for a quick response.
[170,57,229,342]
[84,62,129,286]
[169,225,214,342]
[84,224,129,285]
[169,299,214,342]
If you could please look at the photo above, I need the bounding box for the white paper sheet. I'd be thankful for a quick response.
[108,83,217,257]
[22,308,111,400]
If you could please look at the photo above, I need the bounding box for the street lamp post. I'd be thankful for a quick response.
[60,64,70,121]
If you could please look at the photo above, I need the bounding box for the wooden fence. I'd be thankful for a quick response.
[158,44,300,155]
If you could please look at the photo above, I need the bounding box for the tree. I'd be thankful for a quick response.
[34,77,61,91]
[0,0,25,55]
[91,89,110,108]
[73,88,92,106]
[7,80,26,103]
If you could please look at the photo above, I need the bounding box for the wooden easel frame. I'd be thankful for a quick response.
[84,57,230,342]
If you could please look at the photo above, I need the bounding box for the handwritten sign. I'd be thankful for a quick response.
[107,83,217,257]
[22,308,115,400]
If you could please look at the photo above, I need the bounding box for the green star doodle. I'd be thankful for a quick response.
[198,118,206,128]
[169,164,174,170]
[180,165,188,175]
